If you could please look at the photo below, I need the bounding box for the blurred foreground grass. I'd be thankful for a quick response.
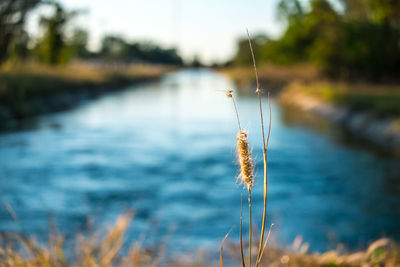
[0,212,399,267]
[0,63,171,127]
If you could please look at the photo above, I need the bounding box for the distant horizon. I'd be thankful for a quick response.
[26,0,285,64]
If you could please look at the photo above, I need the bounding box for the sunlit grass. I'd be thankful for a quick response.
[0,62,171,125]
[0,62,170,82]
[0,212,167,267]
[284,82,400,117]
[1,212,399,266]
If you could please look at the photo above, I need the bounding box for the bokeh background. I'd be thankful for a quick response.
[0,0,400,263]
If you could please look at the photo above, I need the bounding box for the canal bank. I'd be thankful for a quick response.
[278,82,400,155]
[220,67,400,155]
[0,63,171,129]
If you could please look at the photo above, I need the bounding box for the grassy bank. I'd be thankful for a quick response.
[221,65,400,118]
[223,66,400,153]
[278,82,400,154]
[283,82,400,117]
[0,63,171,128]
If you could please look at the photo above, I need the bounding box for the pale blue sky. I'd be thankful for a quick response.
[27,0,286,63]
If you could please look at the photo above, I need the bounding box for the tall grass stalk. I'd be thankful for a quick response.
[226,90,255,267]
[248,189,252,267]
[222,30,272,267]
[246,29,272,267]
[237,130,254,266]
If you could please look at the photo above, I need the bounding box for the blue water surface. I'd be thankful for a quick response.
[0,69,399,256]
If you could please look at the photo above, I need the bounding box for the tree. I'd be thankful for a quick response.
[8,30,31,62]
[99,35,129,61]
[99,35,183,65]
[70,28,89,58]
[233,35,269,65]
[232,0,400,80]
[0,0,41,63]
[36,2,81,64]
[277,0,304,22]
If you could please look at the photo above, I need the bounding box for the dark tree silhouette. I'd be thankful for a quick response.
[0,0,41,63]
[36,2,81,64]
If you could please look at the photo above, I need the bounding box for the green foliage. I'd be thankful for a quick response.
[69,28,90,59]
[1,1,183,66]
[232,0,400,81]
[233,35,269,65]
[0,0,41,63]
[99,35,183,65]
[7,30,31,63]
[34,3,81,65]
[299,83,400,116]
[331,93,400,116]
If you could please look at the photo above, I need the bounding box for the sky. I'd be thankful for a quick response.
[27,0,285,64]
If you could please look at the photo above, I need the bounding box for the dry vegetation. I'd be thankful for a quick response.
[1,213,399,267]
[280,82,400,117]
[0,63,170,84]
[252,238,400,267]
[0,62,171,127]
[219,31,273,267]
[0,212,166,267]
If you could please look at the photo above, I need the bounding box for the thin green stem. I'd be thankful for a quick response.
[246,29,265,150]
[255,153,267,267]
[256,223,275,266]
[256,95,271,266]
[248,188,252,267]
[247,29,274,265]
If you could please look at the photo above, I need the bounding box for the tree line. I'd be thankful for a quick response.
[232,0,400,81]
[0,0,183,66]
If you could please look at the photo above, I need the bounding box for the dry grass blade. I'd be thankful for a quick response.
[2,201,19,222]
[220,226,235,267]
[99,211,134,265]
[256,223,274,266]
[246,29,260,92]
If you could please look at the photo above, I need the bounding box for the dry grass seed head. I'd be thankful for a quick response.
[226,89,233,98]
[237,130,254,189]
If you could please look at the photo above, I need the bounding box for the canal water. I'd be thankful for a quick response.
[0,69,399,255]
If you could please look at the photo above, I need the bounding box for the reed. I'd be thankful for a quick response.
[237,131,254,189]
[221,30,272,267]
[237,129,254,267]
[224,89,255,267]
